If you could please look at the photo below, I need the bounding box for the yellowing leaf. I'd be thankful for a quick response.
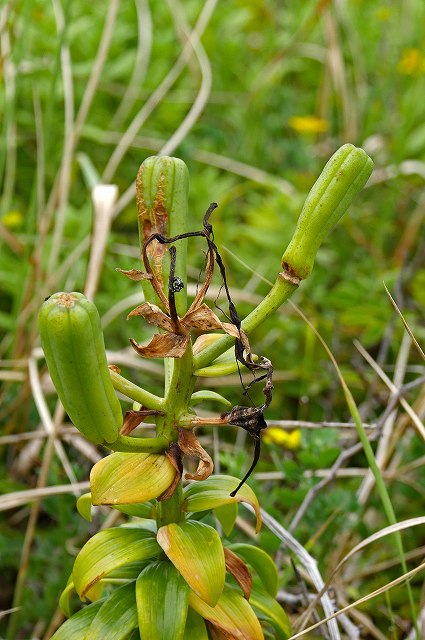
[73,527,159,597]
[189,586,264,640]
[76,492,92,521]
[183,475,262,532]
[157,520,225,607]
[90,452,176,505]
[249,584,291,639]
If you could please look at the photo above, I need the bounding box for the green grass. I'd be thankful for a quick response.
[1,1,425,638]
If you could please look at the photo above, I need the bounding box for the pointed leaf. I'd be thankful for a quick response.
[76,493,92,522]
[50,601,104,639]
[86,582,138,640]
[192,333,223,355]
[189,585,264,640]
[59,579,75,617]
[183,608,209,640]
[190,390,231,407]
[128,302,174,331]
[249,583,291,639]
[130,333,189,358]
[136,561,190,640]
[91,452,176,505]
[183,475,262,532]
[214,503,238,536]
[73,527,159,597]
[157,520,225,606]
[227,544,278,597]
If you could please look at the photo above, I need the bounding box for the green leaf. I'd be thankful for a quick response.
[90,452,176,505]
[136,560,190,640]
[85,582,138,640]
[194,347,253,377]
[157,520,225,607]
[213,503,238,536]
[59,579,75,617]
[190,390,231,407]
[73,527,159,598]
[227,544,278,597]
[189,585,264,640]
[50,601,104,639]
[183,475,262,532]
[76,493,93,522]
[250,583,291,639]
[183,608,209,640]
[112,502,156,519]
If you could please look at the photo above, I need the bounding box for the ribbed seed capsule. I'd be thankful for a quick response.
[282,144,374,280]
[39,292,122,444]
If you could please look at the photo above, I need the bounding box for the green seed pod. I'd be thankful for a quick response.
[39,292,122,444]
[282,144,373,280]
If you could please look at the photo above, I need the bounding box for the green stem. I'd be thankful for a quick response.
[156,345,195,528]
[109,369,164,411]
[108,434,168,453]
[193,275,298,370]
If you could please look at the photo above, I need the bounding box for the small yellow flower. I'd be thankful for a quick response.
[397,48,425,75]
[2,210,23,229]
[288,115,329,135]
[263,427,301,450]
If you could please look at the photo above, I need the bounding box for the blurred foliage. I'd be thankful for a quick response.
[1,0,425,637]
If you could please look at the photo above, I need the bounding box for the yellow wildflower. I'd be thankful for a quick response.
[263,427,301,450]
[288,115,329,134]
[1,210,23,229]
[397,48,425,75]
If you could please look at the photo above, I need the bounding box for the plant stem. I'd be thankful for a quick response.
[193,275,298,370]
[109,369,164,410]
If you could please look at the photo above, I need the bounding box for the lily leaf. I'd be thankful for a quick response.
[190,390,231,407]
[213,503,238,536]
[157,520,225,607]
[183,608,209,640]
[90,452,176,505]
[189,585,264,640]
[183,475,262,532]
[112,502,156,519]
[73,527,159,598]
[136,560,190,640]
[86,582,138,640]
[76,493,92,522]
[59,578,75,617]
[50,601,104,639]
[227,544,278,597]
[249,583,291,639]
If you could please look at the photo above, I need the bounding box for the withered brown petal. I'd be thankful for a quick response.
[158,442,183,501]
[178,428,214,481]
[223,547,252,600]
[130,333,189,358]
[116,268,153,281]
[183,304,223,331]
[120,409,163,436]
[127,302,175,332]
[221,323,241,338]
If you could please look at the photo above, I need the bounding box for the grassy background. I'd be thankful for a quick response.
[1,1,425,638]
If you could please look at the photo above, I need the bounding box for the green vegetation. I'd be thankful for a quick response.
[1,1,425,638]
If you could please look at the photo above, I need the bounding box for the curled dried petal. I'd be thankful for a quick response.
[130,334,189,358]
[178,428,214,481]
[128,302,175,332]
[116,268,153,281]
